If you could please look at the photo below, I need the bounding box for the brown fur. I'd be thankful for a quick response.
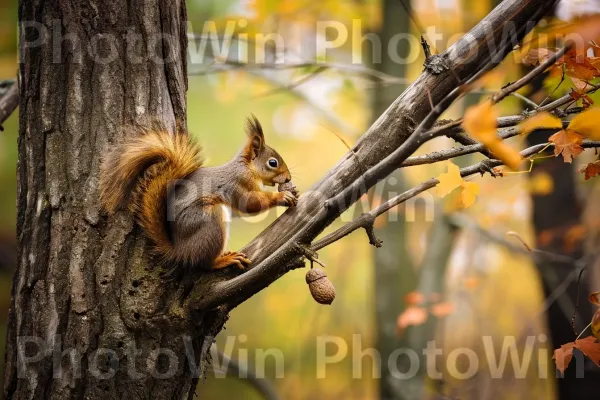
[100,129,204,261]
[99,116,296,270]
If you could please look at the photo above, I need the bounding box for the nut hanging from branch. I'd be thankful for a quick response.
[305,268,336,305]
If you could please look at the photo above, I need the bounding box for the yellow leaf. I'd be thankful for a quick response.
[463,100,522,170]
[530,171,554,195]
[519,112,563,136]
[487,141,523,170]
[463,100,498,143]
[436,162,463,197]
[568,108,600,140]
[461,181,480,208]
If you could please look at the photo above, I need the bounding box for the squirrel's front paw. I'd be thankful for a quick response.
[279,191,298,207]
[213,251,252,270]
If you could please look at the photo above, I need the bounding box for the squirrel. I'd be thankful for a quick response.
[99,115,298,270]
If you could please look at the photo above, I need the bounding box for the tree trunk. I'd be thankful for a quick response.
[370,1,415,399]
[4,1,229,398]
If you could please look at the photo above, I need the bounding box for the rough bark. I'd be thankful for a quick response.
[4,1,224,399]
[4,0,557,399]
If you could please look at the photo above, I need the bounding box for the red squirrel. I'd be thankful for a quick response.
[99,115,297,270]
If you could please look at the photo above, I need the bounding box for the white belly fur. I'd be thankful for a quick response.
[221,204,232,249]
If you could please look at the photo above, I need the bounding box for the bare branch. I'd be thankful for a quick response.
[0,81,18,130]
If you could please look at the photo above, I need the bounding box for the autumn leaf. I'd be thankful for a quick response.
[463,100,497,142]
[463,101,522,170]
[553,336,600,374]
[430,301,454,318]
[574,336,600,367]
[580,160,600,180]
[549,16,600,48]
[436,162,463,197]
[568,108,600,140]
[461,181,480,208]
[519,112,563,136]
[436,162,480,208]
[396,306,428,336]
[549,129,584,162]
[404,291,425,306]
[553,342,575,375]
[529,171,554,195]
[522,48,557,67]
[593,310,600,340]
[590,292,600,306]
[565,56,600,81]
[570,76,591,93]
[569,88,594,108]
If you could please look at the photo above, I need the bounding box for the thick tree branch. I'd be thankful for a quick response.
[0,81,18,130]
[186,0,560,312]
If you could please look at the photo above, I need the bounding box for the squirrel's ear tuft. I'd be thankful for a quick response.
[245,114,264,139]
[244,114,265,160]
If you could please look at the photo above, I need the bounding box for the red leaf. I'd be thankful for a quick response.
[553,342,575,374]
[579,160,600,180]
[574,336,600,367]
[549,129,585,163]
[396,306,428,337]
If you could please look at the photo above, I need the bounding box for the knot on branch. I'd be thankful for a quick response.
[360,213,383,248]
[295,243,327,268]
[423,54,449,75]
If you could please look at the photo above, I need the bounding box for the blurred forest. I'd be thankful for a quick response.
[2,0,600,399]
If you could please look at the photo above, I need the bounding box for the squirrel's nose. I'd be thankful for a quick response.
[285,177,291,183]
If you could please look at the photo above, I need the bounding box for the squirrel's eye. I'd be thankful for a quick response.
[267,158,279,168]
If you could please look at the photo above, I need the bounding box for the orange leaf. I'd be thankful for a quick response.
[404,291,425,306]
[593,310,600,340]
[569,88,594,108]
[590,292,600,306]
[549,129,584,162]
[574,336,600,367]
[519,112,563,136]
[568,108,600,140]
[550,16,600,47]
[463,100,498,143]
[522,48,557,67]
[580,160,600,180]
[396,307,428,336]
[430,301,454,318]
[553,342,575,375]
[463,101,522,170]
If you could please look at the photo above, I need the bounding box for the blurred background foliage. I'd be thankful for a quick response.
[1,0,599,399]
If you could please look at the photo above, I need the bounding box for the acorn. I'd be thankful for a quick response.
[278,181,299,198]
[306,268,336,305]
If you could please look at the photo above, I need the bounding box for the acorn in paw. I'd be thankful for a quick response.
[278,181,299,200]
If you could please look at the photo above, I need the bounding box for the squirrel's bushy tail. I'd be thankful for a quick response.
[100,129,204,256]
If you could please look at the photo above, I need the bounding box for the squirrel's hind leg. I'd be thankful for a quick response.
[213,252,251,270]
